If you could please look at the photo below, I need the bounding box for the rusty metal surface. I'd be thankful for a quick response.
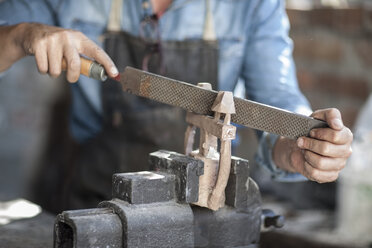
[120,67,327,139]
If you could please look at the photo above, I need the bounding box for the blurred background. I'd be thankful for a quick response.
[0,0,372,247]
[252,0,372,247]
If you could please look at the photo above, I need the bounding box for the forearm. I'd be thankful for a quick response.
[272,136,299,173]
[0,23,27,72]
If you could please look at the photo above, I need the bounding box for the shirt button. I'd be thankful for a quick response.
[142,1,150,9]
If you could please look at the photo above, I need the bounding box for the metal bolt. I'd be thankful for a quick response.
[262,209,285,228]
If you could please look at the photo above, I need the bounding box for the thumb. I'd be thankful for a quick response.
[311,108,343,131]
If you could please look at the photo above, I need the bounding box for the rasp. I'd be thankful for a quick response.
[115,67,328,139]
[65,61,315,140]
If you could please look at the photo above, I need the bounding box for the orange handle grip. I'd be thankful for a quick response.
[61,57,92,78]
[61,57,107,81]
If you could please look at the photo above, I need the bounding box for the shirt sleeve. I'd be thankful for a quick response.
[0,0,60,25]
[241,0,311,182]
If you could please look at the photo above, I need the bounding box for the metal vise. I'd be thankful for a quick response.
[54,150,262,248]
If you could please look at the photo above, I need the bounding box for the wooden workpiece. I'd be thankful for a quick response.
[184,83,236,211]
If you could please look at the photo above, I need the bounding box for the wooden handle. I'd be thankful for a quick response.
[61,57,92,77]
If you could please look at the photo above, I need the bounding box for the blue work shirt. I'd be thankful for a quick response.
[0,0,310,181]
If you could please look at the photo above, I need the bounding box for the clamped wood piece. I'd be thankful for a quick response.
[184,83,236,211]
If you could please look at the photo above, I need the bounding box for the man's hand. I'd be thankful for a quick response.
[0,23,118,82]
[273,108,353,183]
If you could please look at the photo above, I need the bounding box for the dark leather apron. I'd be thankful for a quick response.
[102,31,218,169]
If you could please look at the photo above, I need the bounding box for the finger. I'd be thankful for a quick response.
[297,136,352,158]
[47,38,63,78]
[303,162,339,183]
[63,46,81,83]
[311,108,343,131]
[303,150,346,171]
[78,35,118,77]
[310,126,353,145]
[34,45,48,75]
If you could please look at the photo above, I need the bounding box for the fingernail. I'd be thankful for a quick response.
[111,67,119,76]
[332,119,343,129]
[297,138,304,147]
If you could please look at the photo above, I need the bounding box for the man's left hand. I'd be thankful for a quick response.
[273,108,353,183]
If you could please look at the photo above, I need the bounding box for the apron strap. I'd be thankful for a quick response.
[203,0,216,41]
[107,0,123,31]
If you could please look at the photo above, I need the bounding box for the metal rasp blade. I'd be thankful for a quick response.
[119,66,328,139]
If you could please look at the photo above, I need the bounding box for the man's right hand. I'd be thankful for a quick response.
[0,23,118,82]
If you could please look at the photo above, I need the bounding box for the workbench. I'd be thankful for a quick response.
[0,199,54,248]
